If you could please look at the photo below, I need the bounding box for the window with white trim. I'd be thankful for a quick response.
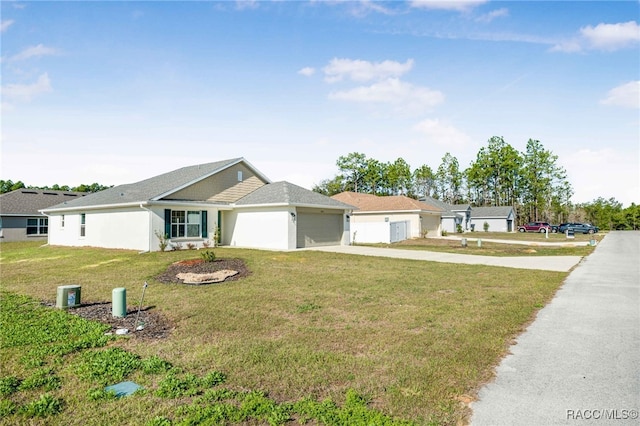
[171,210,201,238]
[27,217,48,235]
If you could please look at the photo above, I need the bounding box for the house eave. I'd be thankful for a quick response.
[41,201,152,214]
[352,209,441,215]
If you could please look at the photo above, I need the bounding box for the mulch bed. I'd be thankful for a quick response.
[42,258,250,340]
[155,258,251,284]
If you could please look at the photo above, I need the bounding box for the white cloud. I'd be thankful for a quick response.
[552,21,640,52]
[412,118,471,147]
[298,67,316,77]
[581,21,640,51]
[329,78,444,111]
[475,8,508,23]
[561,148,639,206]
[10,44,59,61]
[2,73,52,102]
[1,19,14,33]
[410,0,487,12]
[601,81,640,109]
[235,0,259,11]
[323,58,414,83]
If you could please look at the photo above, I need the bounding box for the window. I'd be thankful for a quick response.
[80,213,86,237]
[171,210,201,238]
[237,170,243,182]
[61,215,65,228]
[27,217,48,235]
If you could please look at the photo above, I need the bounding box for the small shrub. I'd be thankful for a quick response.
[186,243,196,250]
[0,376,20,396]
[170,242,183,251]
[456,224,463,233]
[202,240,211,248]
[483,221,490,232]
[200,250,216,263]
[20,393,63,418]
[155,231,170,252]
[442,230,448,236]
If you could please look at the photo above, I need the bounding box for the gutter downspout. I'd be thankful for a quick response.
[139,203,153,253]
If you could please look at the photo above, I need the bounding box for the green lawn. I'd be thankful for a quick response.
[364,232,601,257]
[0,241,576,425]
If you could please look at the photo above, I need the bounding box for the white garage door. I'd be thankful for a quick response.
[297,212,343,248]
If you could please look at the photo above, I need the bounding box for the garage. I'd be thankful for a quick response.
[296,209,343,248]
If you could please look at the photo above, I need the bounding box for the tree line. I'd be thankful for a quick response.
[313,136,639,229]
[0,180,111,194]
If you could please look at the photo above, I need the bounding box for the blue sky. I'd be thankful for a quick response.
[2,1,639,206]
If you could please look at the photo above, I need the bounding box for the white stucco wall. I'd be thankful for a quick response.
[470,218,510,233]
[350,212,438,243]
[420,214,441,237]
[47,208,150,251]
[223,207,293,250]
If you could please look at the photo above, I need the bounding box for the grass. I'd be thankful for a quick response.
[363,232,602,257]
[0,241,579,425]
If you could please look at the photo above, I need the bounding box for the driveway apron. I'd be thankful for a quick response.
[471,231,640,425]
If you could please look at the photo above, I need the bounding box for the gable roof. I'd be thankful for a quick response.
[332,192,442,213]
[0,189,86,216]
[470,206,515,218]
[236,182,354,209]
[42,158,267,212]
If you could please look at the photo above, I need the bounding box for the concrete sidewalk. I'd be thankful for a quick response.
[470,231,640,425]
[309,245,583,272]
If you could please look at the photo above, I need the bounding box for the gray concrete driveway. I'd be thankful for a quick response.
[471,231,640,425]
[310,244,582,272]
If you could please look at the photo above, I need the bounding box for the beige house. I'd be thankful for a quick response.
[42,158,353,251]
[332,192,443,244]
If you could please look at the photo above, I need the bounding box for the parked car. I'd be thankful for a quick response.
[518,222,552,233]
[550,224,560,233]
[558,222,599,234]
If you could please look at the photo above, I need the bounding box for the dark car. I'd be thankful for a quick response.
[558,222,599,234]
[518,221,552,233]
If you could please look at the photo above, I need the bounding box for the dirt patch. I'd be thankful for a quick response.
[156,258,251,285]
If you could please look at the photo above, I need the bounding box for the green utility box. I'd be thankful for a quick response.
[112,287,127,318]
[56,285,82,309]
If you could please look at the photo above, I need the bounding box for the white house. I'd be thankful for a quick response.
[470,206,516,233]
[331,192,443,244]
[420,196,471,234]
[41,158,354,252]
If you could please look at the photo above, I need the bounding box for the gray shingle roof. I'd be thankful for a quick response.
[471,206,515,218]
[0,189,86,216]
[235,181,354,209]
[42,158,246,211]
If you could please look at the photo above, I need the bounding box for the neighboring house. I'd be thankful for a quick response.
[0,189,85,242]
[420,196,472,233]
[41,158,353,252]
[470,206,516,233]
[331,192,443,244]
